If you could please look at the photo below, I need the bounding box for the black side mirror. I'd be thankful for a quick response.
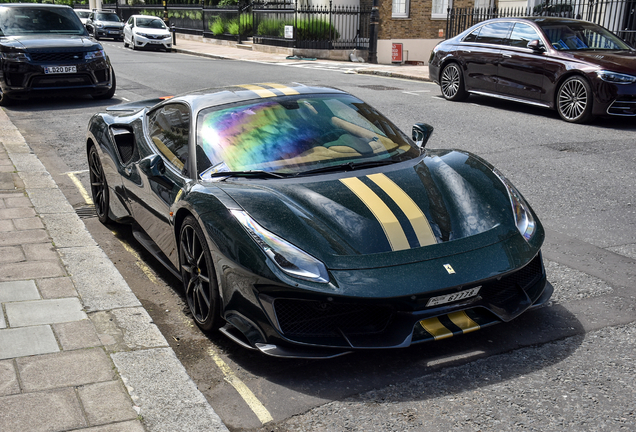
[527,39,545,52]
[412,123,434,148]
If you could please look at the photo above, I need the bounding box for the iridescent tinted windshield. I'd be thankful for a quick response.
[196,94,418,176]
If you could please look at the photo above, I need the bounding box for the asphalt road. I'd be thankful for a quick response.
[4,41,636,431]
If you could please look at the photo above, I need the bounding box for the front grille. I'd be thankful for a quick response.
[479,255,543,305]
[274,299,394,338]
[30,52,86,62]
[30,74,93,88]
[145,34,167,40]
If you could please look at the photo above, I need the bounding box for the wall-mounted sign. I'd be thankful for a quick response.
[284,26,294,39]
[392,43,403,63]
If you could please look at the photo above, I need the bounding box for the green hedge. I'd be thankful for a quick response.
[256,18,339,40]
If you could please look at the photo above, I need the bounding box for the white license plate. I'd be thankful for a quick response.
[426,286,481,307]
[44,66,76,74]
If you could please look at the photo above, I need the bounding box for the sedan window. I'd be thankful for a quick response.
[476,22,513,45]
[147,104,190,174]
[508,23,542,48]
[539,21,632,51]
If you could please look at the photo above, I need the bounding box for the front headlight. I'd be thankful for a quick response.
[95,22,104,28]
[597,70,636,84]
[1,51,30,61]
[84,49,106,60]
[231,210,329,283]
[493,169,536,241]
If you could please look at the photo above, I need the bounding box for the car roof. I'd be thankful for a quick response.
[157,83,348,113]
[0,3,73,9]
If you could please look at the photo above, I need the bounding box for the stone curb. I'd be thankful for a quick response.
[0,108,229,432]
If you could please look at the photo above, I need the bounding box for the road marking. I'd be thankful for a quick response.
[402,90,431,96]
[207,347,274,425]
[64,170,93,206]
[112,231,161,285]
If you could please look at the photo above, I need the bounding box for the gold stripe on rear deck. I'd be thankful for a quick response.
[262,83,300,96]
[236,84,277,98]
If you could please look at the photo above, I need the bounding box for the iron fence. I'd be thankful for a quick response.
[446,0,636,45]
[99,1,370,50]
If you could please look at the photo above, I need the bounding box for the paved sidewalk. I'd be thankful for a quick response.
[171,34,432,82]
[0,109,228,432]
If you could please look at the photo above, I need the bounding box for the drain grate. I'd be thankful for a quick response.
[75,205,97,219]
[358,85,402,91]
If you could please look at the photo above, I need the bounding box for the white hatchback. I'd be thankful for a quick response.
[123,15,172,51]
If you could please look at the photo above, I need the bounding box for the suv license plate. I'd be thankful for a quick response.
[426,286,481,307]
[44,66,77,74]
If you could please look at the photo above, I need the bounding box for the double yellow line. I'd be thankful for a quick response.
[340,173,437,251]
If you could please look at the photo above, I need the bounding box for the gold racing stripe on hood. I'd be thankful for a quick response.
[236,84,277,98]
[419,317,453,340]
[340,176,410,251]
[367,173,437,247]
[448,311,480,334]
[262,83,300,96]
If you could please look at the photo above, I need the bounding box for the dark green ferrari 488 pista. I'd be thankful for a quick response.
[86,83,552,358]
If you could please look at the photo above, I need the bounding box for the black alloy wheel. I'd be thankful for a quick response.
[557,76,593,123]
[440,62,468,101]
[179,216,221,332]
[88,146,110,224]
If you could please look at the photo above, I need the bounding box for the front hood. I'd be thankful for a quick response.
[567,50,636,74]
[0,35,97,51]
[96,21,124,28]
[218,150,527,270]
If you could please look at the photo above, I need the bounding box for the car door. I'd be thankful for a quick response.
[127,103,193,265]
[497,22,553,102]
[124,16,133,43]
[460,22,513,93]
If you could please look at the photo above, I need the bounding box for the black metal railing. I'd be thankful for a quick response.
[446,0,636,45]
[98,1,370,50]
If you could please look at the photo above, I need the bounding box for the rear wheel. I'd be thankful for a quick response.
[440,62,468,101]
[556,76,593,123]
[179,216,221,332]
[88,145,111,224]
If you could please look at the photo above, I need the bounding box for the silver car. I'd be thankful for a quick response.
[86,11,124,41]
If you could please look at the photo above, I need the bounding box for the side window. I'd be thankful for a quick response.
[475,22,513,45]
[463,27,482,43]
[147,104,190,175]
[508,23,541,48]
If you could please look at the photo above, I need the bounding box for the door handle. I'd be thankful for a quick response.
[503,54,512,58]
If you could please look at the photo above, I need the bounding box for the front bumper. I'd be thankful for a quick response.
[133,34,172,50]
[95,27,123,39]
[1,57,113,99]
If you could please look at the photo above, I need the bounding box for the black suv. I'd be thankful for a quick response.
[0,3,115,105]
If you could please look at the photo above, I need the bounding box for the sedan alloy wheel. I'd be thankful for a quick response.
[440,63,468,101]
[557,76,593,123]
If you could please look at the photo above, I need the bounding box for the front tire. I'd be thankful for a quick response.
[179,216,221,332]
[556,76,593,123]
[440,62,468,101]
[88,145,111,224]
[131,36,136,50]
[0,89,15,106]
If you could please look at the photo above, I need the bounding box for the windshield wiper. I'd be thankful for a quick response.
[296,160,396,176]
[204,170,293,180]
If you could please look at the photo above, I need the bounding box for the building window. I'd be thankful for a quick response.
[431,0,450,19]
[392,0,409,18]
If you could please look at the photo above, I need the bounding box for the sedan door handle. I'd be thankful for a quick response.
[503,54,512,58]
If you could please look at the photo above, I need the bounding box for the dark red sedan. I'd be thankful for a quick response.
[428,17,636,123]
